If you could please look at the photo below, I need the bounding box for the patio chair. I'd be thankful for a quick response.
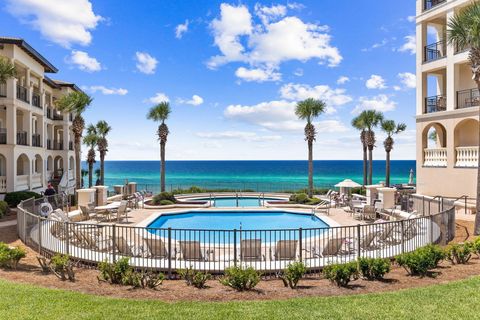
[319,238,346,257]
[270,240,298,261]
[79,205,95,221]
[240,239,263,261]
[362,205,377,221]
[80,228,111,252]
[111,200,130,223]
[144,238,168,259]
[376,224,399,245]
[114,235,137,257]
[179,241,207,261]
[359,230,378,251]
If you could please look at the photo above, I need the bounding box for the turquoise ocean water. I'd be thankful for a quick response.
[84,160,416,193]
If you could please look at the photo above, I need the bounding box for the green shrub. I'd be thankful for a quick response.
[159,200,174,206]
[98,258,132,285]
[220,266,261,291]
[151,192,176,205]
[50,254,75,281]
[470,238,480,258]
[278,261,307,289]
[396,244,445,277]
[140,271,165,289]
[289,193,309,204]
[0,201,8,218]
[445,243,472,265]
[0,242,26,269]
[323,262,359,287]
[358,258,391,280]
[178,266,211,289]
[306,198,322,205]
[4,191,41,207]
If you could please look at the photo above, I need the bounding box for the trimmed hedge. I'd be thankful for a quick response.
[151,192,176,205]
[4,191,41,208]
[0,201,8,218]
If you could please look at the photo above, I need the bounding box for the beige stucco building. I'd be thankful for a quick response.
[416,0,479,198]
[0,37,78,194]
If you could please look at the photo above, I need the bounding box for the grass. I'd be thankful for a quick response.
[1,277,480,319]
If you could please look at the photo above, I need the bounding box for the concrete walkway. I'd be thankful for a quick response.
[0,219,17,228]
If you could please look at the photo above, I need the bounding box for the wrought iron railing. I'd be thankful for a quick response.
[457,88,480,109]
[424,40,446,62]
[32,93,41,108]
[425,95,447,113]
[0,82,6,97]
[53,140,64,150]
[0,128,6,144]
[52,112,63,121]
[16,131,27,145]
[424,0,446,11]
[16,84,29,103]
[47,139,52,150]
[32,134,41,147]
[69,141,73,151]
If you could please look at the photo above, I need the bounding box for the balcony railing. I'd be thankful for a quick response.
[16,84,29,103]
[0,176,6,193]
[457,88,480,109]
[424,148,447,167]
[32,93,41,108]
[47,139,52,150]
[424,40,446,62]
[32,134,41,147]
[52,112,64,121]
[17,131,28,146]
[46,108,52,119]
[456,146,479,167]
[425,95,446,113]
[0,82,6,97]
[0,128,6,144]
[424,0,446,11]
[53,140,64,150]
[69,141,73,151]
[69,113,73,122]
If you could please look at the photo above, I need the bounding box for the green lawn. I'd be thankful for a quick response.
[1,277,480,320]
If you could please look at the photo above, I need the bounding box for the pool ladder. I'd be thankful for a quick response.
[209,193,217,207]
[258,193,265,207]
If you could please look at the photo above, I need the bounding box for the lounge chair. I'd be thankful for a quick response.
[114,235,136,257]
[111,200,130,223]
[179,241,207,261]
[144,238,168,258]
[359,230,378,251]
[320,238,346,257]
[240,239,263,261]
[80,228,111,251]
[270,240,298,261]
[362,205,377,221]
[79,205,95,221]
[376,224,399,245]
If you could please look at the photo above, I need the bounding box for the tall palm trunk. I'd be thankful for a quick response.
[362,146,367,186]
[74,137,81,189]
[100,152,105,185]
[385,151,391,187]
[368,147,373,185]
[88,161,93,188]
[160,141,166,192]
[474,79,480,235]
[308,139,313,198]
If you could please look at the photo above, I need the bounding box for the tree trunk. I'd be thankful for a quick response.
[88,162,93,188]
[368,147,373,185]
[474,82,480,235]
[75,138,81,189]
[160,141,166,192]
[100,152,105,185]
[308,139,313,198]
[385,151,391,187]
[362,146,367,186]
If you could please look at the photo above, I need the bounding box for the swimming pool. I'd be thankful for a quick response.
[147,211,330,242]
[193,196,287,207]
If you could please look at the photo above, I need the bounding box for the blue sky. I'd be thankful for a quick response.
[1,0,417,160]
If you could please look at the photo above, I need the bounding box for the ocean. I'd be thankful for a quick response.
[84,160,416,193]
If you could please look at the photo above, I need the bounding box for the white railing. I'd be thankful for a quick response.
[16,175,29,191]
[424,148,447,167]
[455,146,479,167]
[0,176,6,193]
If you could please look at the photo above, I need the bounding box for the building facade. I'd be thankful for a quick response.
[0,38,77,194]
[416,0,479,198]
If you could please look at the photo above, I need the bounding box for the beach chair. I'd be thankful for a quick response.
[362,205,377,221]
[80,228,112,252]
[179,241,207,261]
[114,235,137,257]
[359,230,378,251]
[111,200,130,223]
[270,240,298,261]
[144,238,168,259]
[320,238,346,257]
[240,239,263,261]
[79,205,95,221]
[376,224,399,245]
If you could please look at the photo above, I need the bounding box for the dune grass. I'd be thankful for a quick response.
[1,276,480,319]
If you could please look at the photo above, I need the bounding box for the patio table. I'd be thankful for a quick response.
[94,202,121,221]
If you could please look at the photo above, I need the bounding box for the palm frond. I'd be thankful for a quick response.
[147,102,171,123]
[295,98,326,123]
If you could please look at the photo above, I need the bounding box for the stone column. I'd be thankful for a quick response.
[6,104,16,145]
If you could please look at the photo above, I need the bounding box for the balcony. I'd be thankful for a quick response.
[457,88,480,109]
[52,112,64,121]
[456,147,479,167]
[32,134,41,147]
[424,40,446,62]
[425,95,446,113]
[424,0,446,11]
[53,140,64,150]
[16,84,29,103]
[69,113,73,122]
[32,93,41,108]
[0,128,6,144]
[69,141,73,151]
[16,131,27,146]
[0,82,6,97]
[0,176,6,193]
[46,108,52,119]
[424,148,447,167]
[47,139,52,150]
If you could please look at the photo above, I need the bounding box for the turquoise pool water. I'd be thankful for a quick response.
[194,196,286,207]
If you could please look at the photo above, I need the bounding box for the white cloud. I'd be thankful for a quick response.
[407,16,415,22]
[279,83,352,114]
[235,66,281,82]
[67,50,102,72]
[294,68,303,77]
[365,74,387,89]
[399,35,416,55]
[6,0,102,48]
[352,95,397,114]
[83,85,127,95]
[208,3,342,79]
[196,131,281,142]
[175,20,189,39]
[362,38,388,52]
[337,76,350,84]
[178,94,204,106]
[135,52,158,74]
[398,72,416,89]
[147,92,169,104]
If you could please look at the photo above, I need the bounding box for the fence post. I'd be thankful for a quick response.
[400,220,405,254]
[112,224,117,263]
[65,222,70,255]
[422,196,425,216]
[356,224,361,260]
[299,228,303,262]
[430,215,434,244]
[167,228,172,279]
[37,216,42,255]
[233,229,237,267]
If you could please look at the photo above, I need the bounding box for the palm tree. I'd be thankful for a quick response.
[94,168,101,186]
[448,2,480,235]
[80,169,88,188]
[83,124,98,188]
[55,91,93,189]
[295,98,326,198]
[0,57,16,84]
[95,120,111,185]
[147,102,171,192]
[352,115,368,186]
[381,120,406,187]
[358,110,384,185]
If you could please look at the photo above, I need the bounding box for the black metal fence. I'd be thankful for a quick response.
[424,0,446,11]
[17,193,456,276]
[424,40,446,62]
[457,88,480,109]
[425,95,446,113]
